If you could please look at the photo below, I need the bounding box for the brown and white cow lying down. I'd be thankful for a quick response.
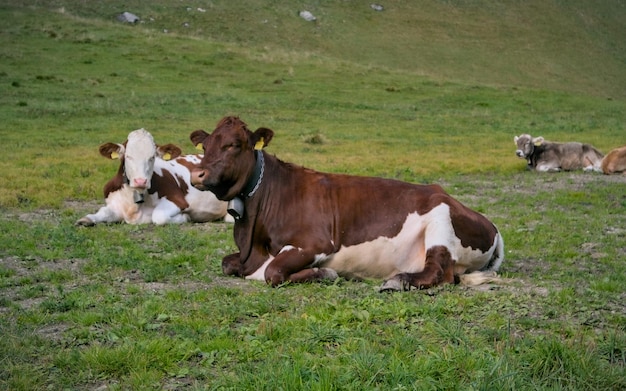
[601,145,626,175]
[514,134,604,172]
[190,117,504,291]
[76,128,229,226]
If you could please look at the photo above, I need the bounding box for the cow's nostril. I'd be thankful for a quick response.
[134,178,148,187]
[191,169,207,187]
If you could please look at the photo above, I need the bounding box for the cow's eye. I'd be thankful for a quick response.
[224,143,239,151]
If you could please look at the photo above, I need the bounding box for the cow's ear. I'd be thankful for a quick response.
[532,136,544,146]
[99,143,124,160]
[157,144,182,161]
[190,130,209,151]
[514,136,519,143]
[252,127,274,150]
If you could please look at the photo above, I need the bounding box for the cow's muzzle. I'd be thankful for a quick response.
[191,168,209,190]
[515,150,525,158]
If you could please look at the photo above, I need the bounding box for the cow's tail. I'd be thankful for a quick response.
[459,270,501,286]
[459,231,504,287]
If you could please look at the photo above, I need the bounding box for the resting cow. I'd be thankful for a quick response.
[190,116,504,291]
[601,145,626,175]
[514,134,603,172]
[76,128,229,226]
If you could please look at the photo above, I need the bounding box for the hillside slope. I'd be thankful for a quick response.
[11,0,626,99]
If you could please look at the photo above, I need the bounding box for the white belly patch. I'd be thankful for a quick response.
[320,204,495,279]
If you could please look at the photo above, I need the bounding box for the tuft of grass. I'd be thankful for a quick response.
[302,132,328,145]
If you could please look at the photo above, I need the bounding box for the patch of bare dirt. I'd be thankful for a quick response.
[2,255,86,275]
[118,267,256,294]
[441,171,626,204]
[35,323,72,342]
[1,256,89,311]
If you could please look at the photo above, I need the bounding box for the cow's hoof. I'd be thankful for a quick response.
[379,278,408,292]
[75,217,95,227]
[319,268,339,281]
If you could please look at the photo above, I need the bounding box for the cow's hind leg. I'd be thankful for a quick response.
[380,245,456,292]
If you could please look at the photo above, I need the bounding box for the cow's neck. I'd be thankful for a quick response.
[122,171,145,204]
[227,150,265,220]
[241,150,265,199]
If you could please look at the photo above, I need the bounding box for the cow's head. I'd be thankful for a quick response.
[99,129,182,195]
[190,116,273,201]
[514,134,543,159]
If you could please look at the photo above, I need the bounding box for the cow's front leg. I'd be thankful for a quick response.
[380,245,457,292]
[264,246,337,286]
[75,206,121,226]
[288,268,339,284]
[222,252,242,277]
[536,164,561,172]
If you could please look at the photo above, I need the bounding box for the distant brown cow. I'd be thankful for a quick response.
[514,134,604,172]
[601,145,626,174]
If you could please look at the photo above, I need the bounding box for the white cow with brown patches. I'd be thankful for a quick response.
[76,129,229,226]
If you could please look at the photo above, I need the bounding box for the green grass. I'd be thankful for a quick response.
[0,2,625,390]
[11,0,626,99]
[1,192,624,390]
[1,3,624,208]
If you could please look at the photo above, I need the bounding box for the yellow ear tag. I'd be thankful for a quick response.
[533,141,542,146]
[254,137,265,150]
[195,143,203,151]
[162,152,172,161]
[110,151,120,160]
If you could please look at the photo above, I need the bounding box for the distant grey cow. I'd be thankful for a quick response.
[514,134,604,172]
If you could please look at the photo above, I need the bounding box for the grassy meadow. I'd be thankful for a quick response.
[1,1,625,390]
